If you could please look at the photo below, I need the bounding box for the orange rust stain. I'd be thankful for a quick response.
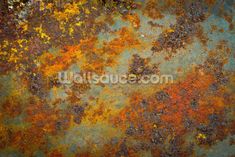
[223,13,234,31]
[39,38,96,76]
[2,98,22,117]
[39,28,140,76]
[161,72,215,132]
[111,70,228,135]
[144,0,164,19]
[196,26,209,46]
[83,27,140,73]
[25,99,69,134]
[205,0,216,6]
[11,127,46,155]
[75,153,93,157]
[103,27,140,55]
[129,92,144,105]
[103,138,139,157]
[49,150,64,157]
[123,13,141,29]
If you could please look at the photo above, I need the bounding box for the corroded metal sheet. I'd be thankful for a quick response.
[0,0,234,157]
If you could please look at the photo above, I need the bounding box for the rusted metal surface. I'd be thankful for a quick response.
[0,0,234,157]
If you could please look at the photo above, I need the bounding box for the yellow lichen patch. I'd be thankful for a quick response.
[19,21,28,32]
[11,48,17,53]
[46,3,53,10]
[2,40,9,48]
[17,39,28,48]
[78,0,88,5]
[53,3,80,22]
[85,8,91,14]
[34,24,50,42]
[39,1,45,11]
[75,21,84,27]
[167,29,175,33]
[69,27,74,36]
[0,51,6,56]
[58,22,66,33]
[8,48,23,64]
[197,133,207,139]
[8,55,18,63]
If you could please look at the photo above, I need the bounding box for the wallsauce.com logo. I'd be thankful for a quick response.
[58,71,174,85]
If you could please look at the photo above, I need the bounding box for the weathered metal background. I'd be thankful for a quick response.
[0,0,234,156]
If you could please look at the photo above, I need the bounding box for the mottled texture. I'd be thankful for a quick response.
[0,0,234,157]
